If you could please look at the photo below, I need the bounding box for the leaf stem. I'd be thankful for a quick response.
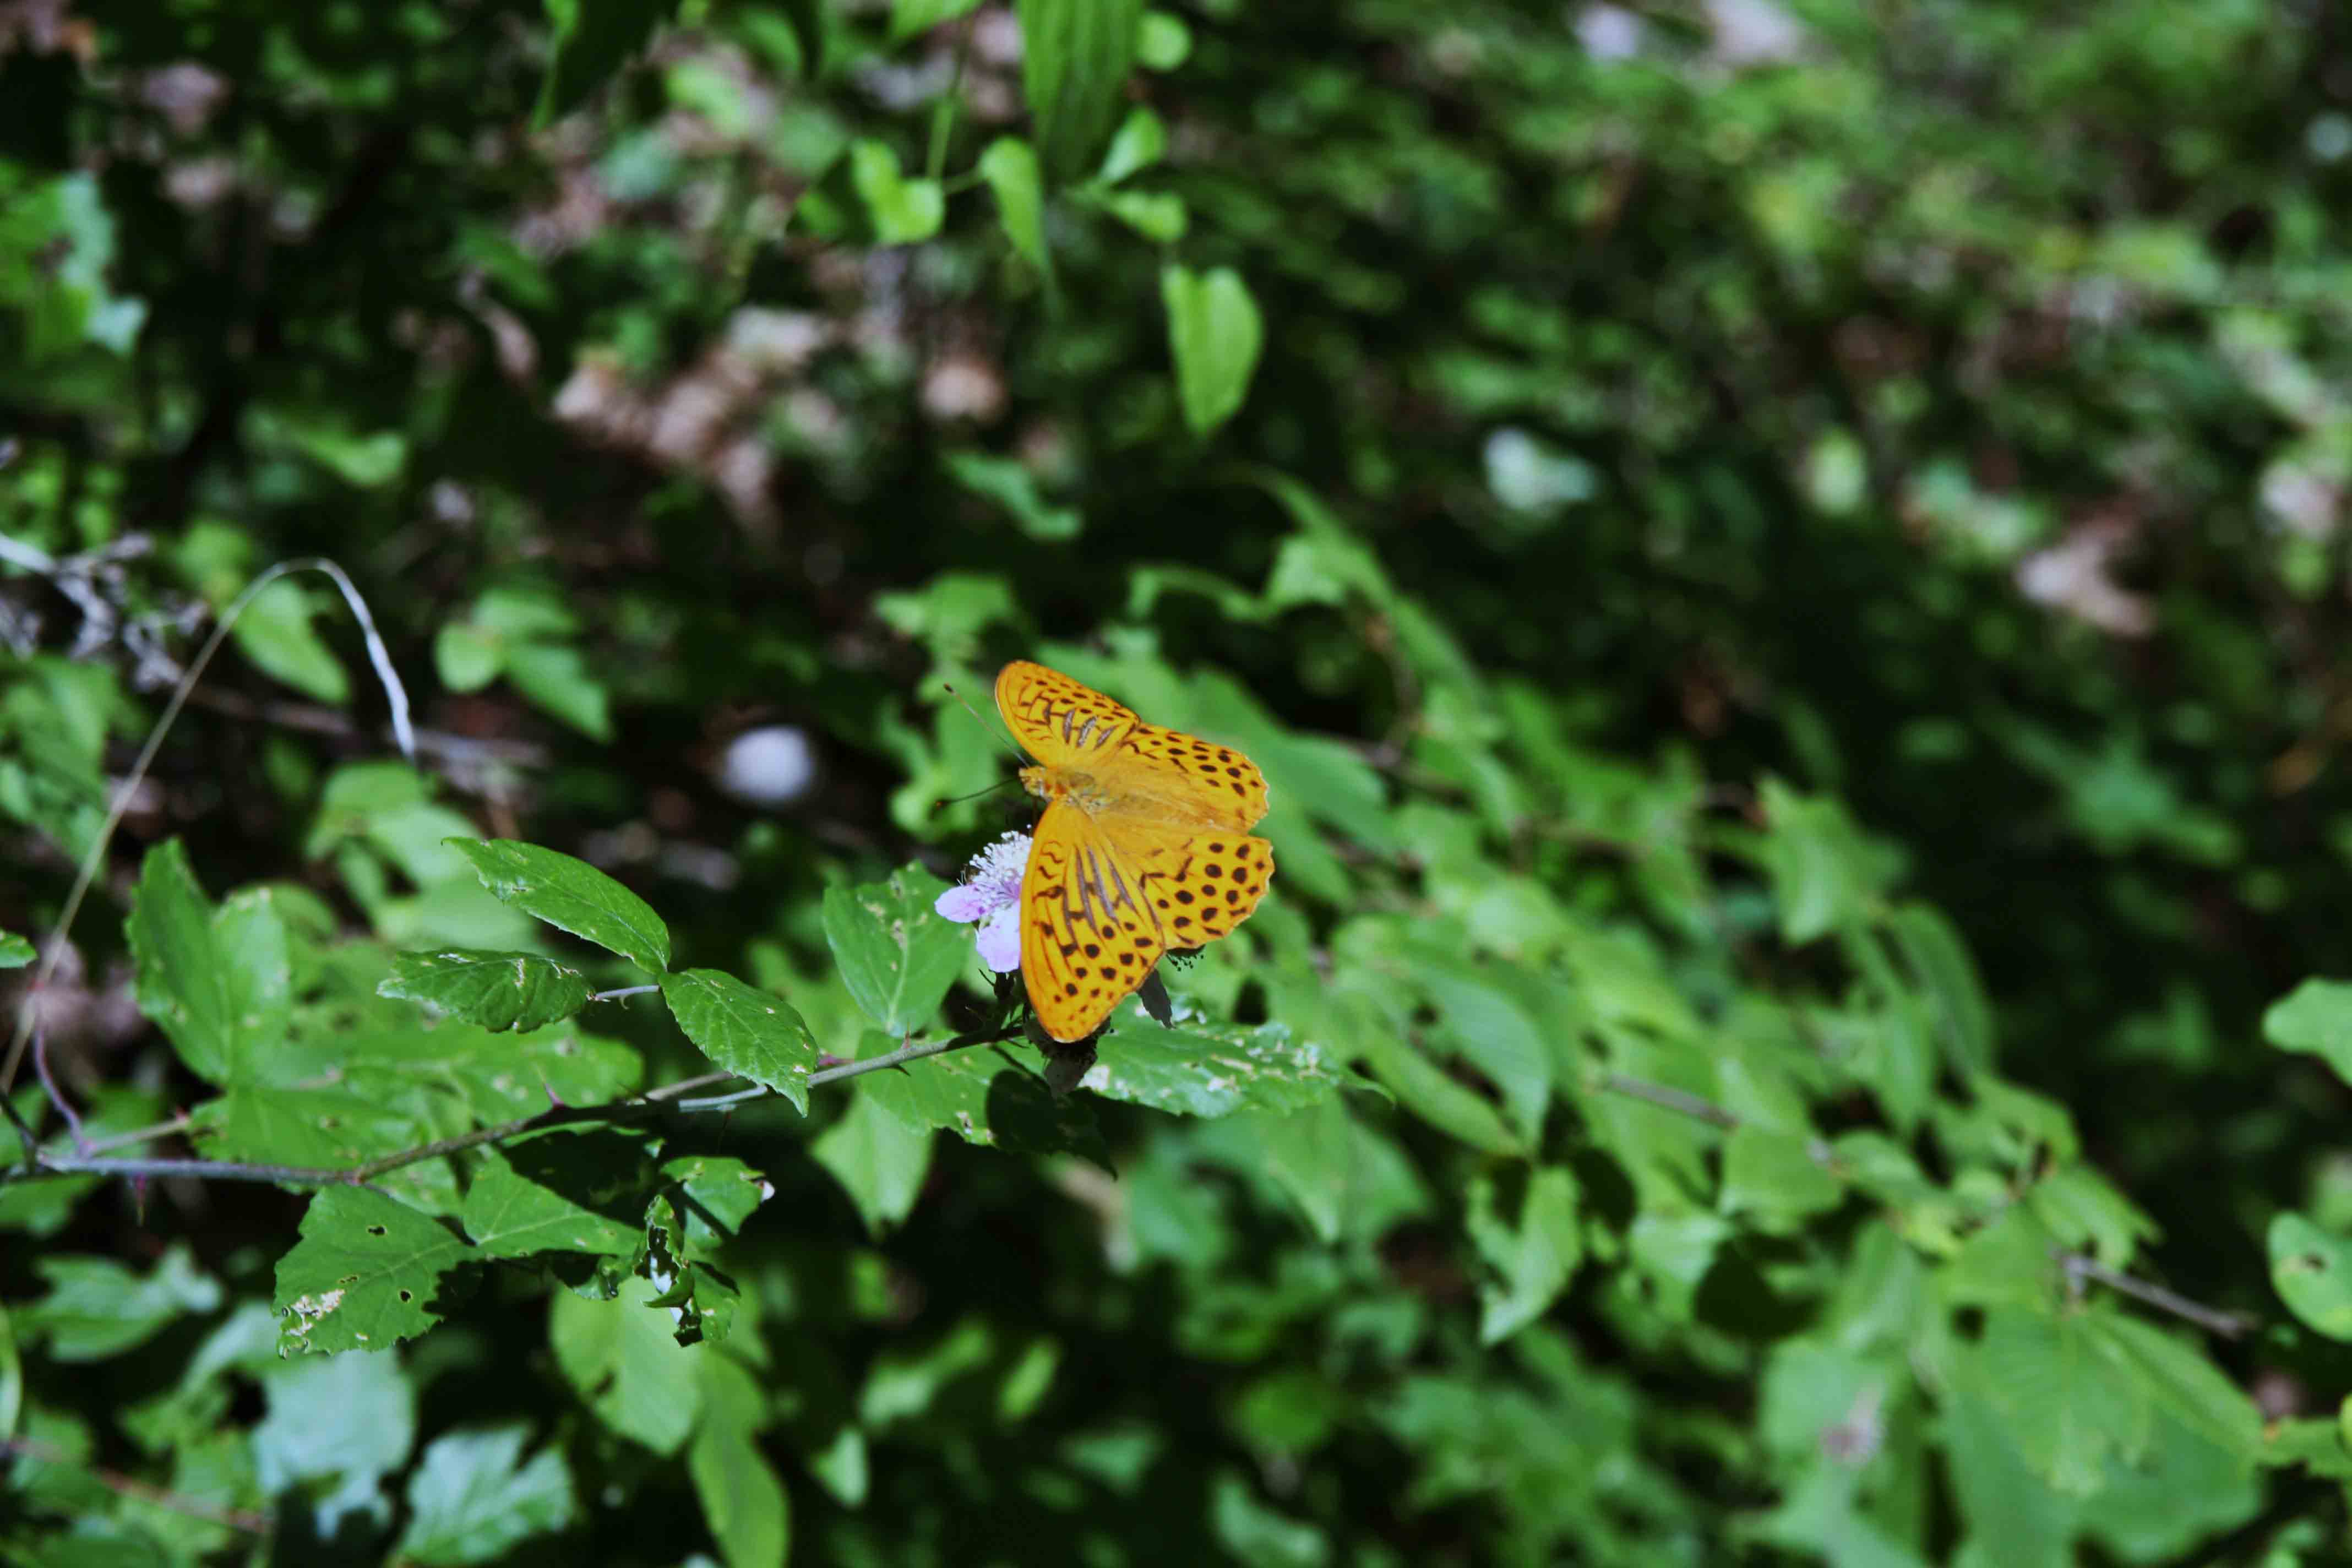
[2056,1249,2257,1340]
[591,984,661,1003]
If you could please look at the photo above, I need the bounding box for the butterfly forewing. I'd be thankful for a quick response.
[995,661,1137,766]
[1021,801,1170,1041]
[1114,722,1271,830]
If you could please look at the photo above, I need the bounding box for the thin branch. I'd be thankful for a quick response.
[0,1436,271,1536]
[0,1030,1016,1190]
[78,1112,192,1155]
[2,558,416,1096]
[31,1019,89,1155]
[2058,1250,2258,1340]
[1593,1071,1741,1130]
[591,985,661,1003]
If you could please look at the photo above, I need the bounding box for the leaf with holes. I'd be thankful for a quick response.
[274,1187,475,1355]
[1086,1012,1353,1118]
[378,949,594,1033]
[448,839,671,975]
[2271,1212,2352,1340]
[660,968,819,1114]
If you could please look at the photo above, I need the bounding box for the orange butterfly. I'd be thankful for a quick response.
[995,661,1275,1042]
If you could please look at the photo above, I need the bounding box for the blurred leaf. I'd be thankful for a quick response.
[0,931,30,967]
[1163,264,1264,437]
[378,949,594,1034]
[1135,10,1190,71]
[275,1188,472,1355]
[1095,107,1166,184]
[18,1245,221,1363]
[537,0,672,127]
[233,580,350,704]
[434,624,505,692]
[820,867,967,1036]
[849,140,944,246]
[450,838,672,975]
[395,1426,577,1566]
[944,450,1081,540]
[1082,186,1188,242]
[690,1357,791,1568]
[1016,0,1144,182]
[2264,979,2352,1086]
[662,968,819,1113]
[891,0,983,43]
[1466,1166,1581,1344]
[812,1089,933,1235]
[548,1274,705,1453]
[1969,1309,2147,1496]
[251,1347,415,1531]
[1719,1126,1843,1232]
[504,639,614,740]
[978,137,1052,281]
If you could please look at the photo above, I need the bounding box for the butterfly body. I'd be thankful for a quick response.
[994,661,1275,1042]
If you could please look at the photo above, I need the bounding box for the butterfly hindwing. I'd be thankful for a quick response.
[1021,799,1169,1042]
[995,661,1137,769]
[1110,817,1276,947]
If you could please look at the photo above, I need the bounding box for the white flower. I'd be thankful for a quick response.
[934,831,1030,973]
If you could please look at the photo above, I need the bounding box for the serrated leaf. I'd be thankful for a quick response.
[1162,264,1263,437]
[2264,979,2352,1086]
[2086,1312,2261,1459]
[449,838,671,975]
[1466,1166,1581,1344]
[2269,1212,2352,1340]
[1086,1012,1350,1118]
[548,1274,704,1454]
[1970,1308,2149,1496]
[462,1136,649,1260]
[19,1245,222,1363]
[661,969,818,1113]
[859,1043,1110,1164]
[188,1084,425,1170]
[274,1187,474,1354]
[379,949,594,1033]
[126,840,293,1085]
[821,867,968,1035]
[396,1425,578,1566]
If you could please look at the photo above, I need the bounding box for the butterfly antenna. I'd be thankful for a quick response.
[941,679,1024,764]
[933,777,1020,812]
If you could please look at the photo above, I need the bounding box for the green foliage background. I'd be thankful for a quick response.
[9,0,2352,1561]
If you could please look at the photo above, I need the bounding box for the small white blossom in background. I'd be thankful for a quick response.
[934,831,1031,973]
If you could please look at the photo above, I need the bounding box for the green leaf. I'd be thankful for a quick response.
[1135,10,1190,70]
[1970,1308,2149,1496]
[126,841,293,1085]
[449,838,671,975]
[462,1136,649,1260]
[1162,264,1264,437]
[1348,1016,1521,1155]
[378,949,594,1033]
[2085,1312,2261,1460]
[891,0,983,42]
[536,0,670,127]
[19,1245,222,1363]
[859,1042,1110,1163]
[2264,978,2352,1085]
[0,931,30,968]
[188,1084,424,1169]
[820,867,968,1035]
[1015,0,1144,182]
[1082,186,1187,242]
[661,969,819,1113]
[434,623,505,692]
[689,1373,792,1568]
[1466,1166,1582,1344]
[979,137,1053,280]
[395,1425,578,1566]
[944,449,1082,540]
[1887,901,1995,1071]
[1088,1014,1352,1118]
[274,1186,474,1355]
[654,1153,776,1253]
[2269,1211,2352,1340]
[252,1347,415,1529]
[812,1088,933,1235]
[233,579,350,704]
[1719,1126,1844,1231]
[1757,779,1881,943]
[849,139,945,246]
[1095,106,1166,184]
[333,1015,643,1122]
[503,639,614,740]
[549,1273,705,1453]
